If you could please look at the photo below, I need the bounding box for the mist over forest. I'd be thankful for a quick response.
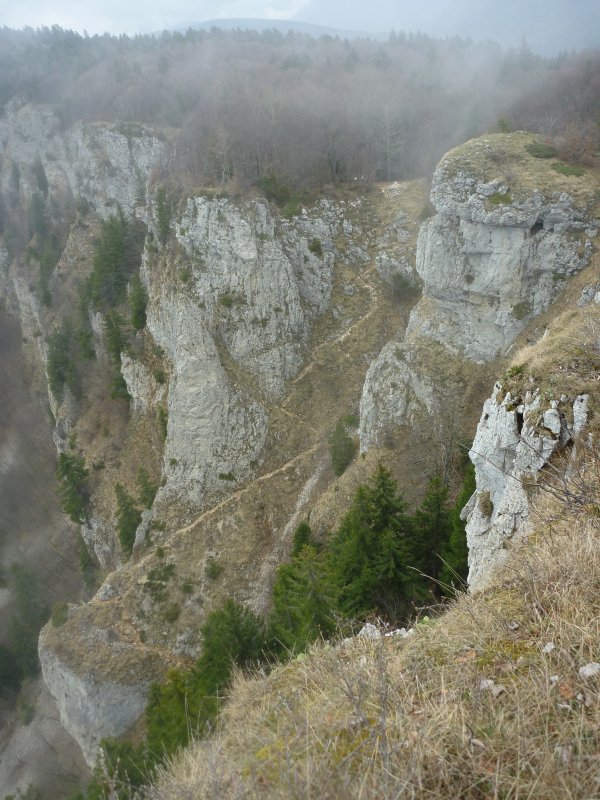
[1,12,600,799]
[1,25,599,191]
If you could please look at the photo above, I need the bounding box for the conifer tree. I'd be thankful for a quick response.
[291,520,313,556]
[413,475,453,585]
[129,273,148,331]
[89,211,145,312]
[47,321,79,402]
[330,464,418,619]
[269,544,336,654]
[56,451,90,524]
[329,418,356,476]
[440,463,475,590]
[115,484,141,555]
[146,599,264,757]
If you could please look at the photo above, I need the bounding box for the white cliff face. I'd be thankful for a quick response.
[359,341,438,452]
[39,642,150,767]
[0,99,165,216]
[143,196,336,513]
[360,133,598,451]
[120,352,165,414]
[408,191,592,362]
[465,385,588,588]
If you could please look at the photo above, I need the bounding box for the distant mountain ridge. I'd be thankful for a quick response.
[172,18,372,40]
[176,1,600,55]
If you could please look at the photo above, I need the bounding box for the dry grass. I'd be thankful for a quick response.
[151,443,600,799]
[501,298,600,434]
[440,133,600,207]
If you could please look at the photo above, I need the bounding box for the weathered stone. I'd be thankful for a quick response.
[465,388,587,588]
[144,196,337,513]
[579,662,600,679]
[38,614,174,767]
[120,353,164,414]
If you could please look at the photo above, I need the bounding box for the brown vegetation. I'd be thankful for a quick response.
[153,442,600,799]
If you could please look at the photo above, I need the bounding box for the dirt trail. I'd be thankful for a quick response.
[175,444,321,537]
[283,266,382,406]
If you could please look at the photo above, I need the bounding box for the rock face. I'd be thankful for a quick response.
[3,118,597,774]
[38,600,178,767]
[358,339,439,453]
[409,175,592,362]
[0,99,166,216]
[39,641,150,767]
[464,386,588,588]
[144,196,337,513]
[360,132,598,450]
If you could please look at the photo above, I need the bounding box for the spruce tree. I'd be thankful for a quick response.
[56,451,90,523]
[269,544,336,654]
[129,273,148,331]
[115,484,142,555]
[330,464,418,619]
[291,520,313,556]
[329,418,356,476]
[146,599,264,757]
[440,463,475,590]
[413,475,453,585]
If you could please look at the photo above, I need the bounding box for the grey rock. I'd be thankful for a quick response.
[465,388,587,588]
[39,633,153,767]
[579,662,600,679]
[144,196,338,513]
[358,622,381,640]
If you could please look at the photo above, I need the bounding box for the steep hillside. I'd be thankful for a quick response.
[0,100,598,794]
[153,259,600,800]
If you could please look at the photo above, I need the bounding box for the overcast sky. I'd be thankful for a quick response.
[1,0,314,34]
[0,0,598,53]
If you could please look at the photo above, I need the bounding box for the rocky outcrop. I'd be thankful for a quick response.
[359,338,439,452]
[39,601,178,767]
[144,196,337,513]
[39,642,150,767]
[360,133,598,450]
[464,386,589,588]
[120,352,165,414]
[0,99,165,216]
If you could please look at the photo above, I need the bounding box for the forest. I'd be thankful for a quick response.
[1,20,600,800]
[1,25,599,191]
[70,462,474,799]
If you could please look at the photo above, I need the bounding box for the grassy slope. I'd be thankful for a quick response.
[153,274,600,800]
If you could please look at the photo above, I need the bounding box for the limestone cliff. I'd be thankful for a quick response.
[2,114,599,774]
[0,98,166,218]
[0,98,424,766]
[360,133,599,457]
[464,286,600,587]
[143,195,336,516]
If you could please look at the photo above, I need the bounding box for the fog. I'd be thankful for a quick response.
[2,0,599,53]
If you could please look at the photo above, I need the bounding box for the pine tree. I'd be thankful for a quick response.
[146,599,265,758]
[56,451,90,523]
[440,463,475,591]
[129,273,148,331]
[269,544,336,654]
[103,311,127,364]
[47,322,79,402]
[89,211,145,312]
[413,475,453,585]
[115,484,142,555]
[330,464,418,619]
[329,418,356,476]
[155,186,171,246]
[291,520,313,556]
